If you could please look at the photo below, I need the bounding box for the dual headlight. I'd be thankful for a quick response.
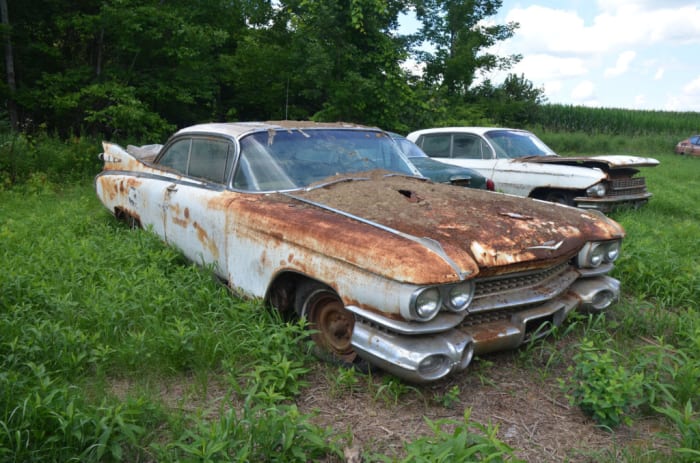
[586,182,607,198]
[410,281,475,322]
[577,240,621,268]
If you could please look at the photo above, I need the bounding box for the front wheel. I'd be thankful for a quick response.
[295,282,357,364]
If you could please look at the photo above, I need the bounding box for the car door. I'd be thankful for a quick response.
[157,136,234,278]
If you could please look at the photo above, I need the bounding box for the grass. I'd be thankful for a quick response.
[1,147,699,461]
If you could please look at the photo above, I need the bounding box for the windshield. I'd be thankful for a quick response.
[484,130,557,159]
[232,129,420,192]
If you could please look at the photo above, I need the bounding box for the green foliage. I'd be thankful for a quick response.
[164,403,342,462]
[327,365,363,397]
[433,385,461,409]
[655,401,700,463]
[382,409,524,463]
[414,0,520,97]
[609,153,700,310]
[0,183,342,460]
[0,131,102,186]
[561,340,645,428]
[0,362,156,462]
[374,376,420,406]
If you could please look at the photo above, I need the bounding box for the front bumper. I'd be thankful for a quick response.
[347,275,620,383]
[575,192,652,212]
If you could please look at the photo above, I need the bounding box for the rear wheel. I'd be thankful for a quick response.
[295,281,357,364]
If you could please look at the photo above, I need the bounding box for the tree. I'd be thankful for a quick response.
[270,0,423,132]
[473,73,547,126]
[0,0,17,130]
[412,0,520,98]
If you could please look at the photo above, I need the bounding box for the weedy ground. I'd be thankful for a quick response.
[0,151,698,462]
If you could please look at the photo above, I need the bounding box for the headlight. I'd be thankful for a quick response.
[586,182,607,198]
[604,240,620,262]
[577,240,622,268]
[412,287,441,321]
[447,281,475,312]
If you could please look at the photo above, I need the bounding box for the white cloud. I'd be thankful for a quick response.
[502,3,700,57]
[571,80,595,101]
[510,54,588,80]
[654,68,664,80]
[683,75,700,95]
[543,80,563,97]
[604,50,636,77]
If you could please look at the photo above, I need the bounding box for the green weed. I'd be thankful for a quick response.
[561,340,645,428]
[377,409,525,463]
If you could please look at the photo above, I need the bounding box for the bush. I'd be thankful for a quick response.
[561,340,645,428]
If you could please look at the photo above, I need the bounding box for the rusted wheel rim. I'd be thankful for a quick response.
[305,290,356,363]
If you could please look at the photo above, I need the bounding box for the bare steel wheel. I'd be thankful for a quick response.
[296,283,357,364]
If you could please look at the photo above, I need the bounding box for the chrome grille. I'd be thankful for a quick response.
[460,306,518,327]
[608,177,647,196]
[474,262,569,298]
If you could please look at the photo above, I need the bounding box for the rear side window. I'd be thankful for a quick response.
[418,134,451,157]
[157,138,233,184]
[158,139,191,174]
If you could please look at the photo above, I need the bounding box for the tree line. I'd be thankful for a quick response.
[0,0,545,142]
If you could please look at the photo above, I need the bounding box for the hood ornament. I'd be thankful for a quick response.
[526,240,564,251]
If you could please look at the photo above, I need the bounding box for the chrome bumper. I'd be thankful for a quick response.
[575,193,652,211]
[348,275,620,383]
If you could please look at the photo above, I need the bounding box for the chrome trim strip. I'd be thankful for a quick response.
[284,193,472,279]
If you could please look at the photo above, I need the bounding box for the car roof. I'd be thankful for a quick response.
[175,121,374,139]
[411,127,529,135]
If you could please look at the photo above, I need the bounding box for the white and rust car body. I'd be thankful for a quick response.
[407,127,659,211]
[95,121,625,383]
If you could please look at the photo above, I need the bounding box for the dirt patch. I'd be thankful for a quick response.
[296,343,666,463]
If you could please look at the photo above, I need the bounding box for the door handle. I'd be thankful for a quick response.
[166,184,178,192]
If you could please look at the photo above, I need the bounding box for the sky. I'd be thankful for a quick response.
[401,0,700,112]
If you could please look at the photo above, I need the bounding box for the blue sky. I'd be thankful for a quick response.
[401,1,700,112]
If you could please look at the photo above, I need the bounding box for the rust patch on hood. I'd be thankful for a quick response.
[290,171,624,273]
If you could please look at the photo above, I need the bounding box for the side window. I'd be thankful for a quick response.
[158,139,191,174]
[691,136,700,145]
[188,139,231,183]
[452,134,483,159]
[419,134,451,157]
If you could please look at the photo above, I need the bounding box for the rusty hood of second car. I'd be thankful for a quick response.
[276,171,624,279]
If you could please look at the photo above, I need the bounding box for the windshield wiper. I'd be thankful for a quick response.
[303,176,370,191]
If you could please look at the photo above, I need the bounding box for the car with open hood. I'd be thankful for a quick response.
[407,127,659,211]
[95,121,625,383]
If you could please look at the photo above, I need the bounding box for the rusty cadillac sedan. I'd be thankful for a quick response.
[95,121,625,383]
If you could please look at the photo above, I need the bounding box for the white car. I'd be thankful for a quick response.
[407,127,659,211]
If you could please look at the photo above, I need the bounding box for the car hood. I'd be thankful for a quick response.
[518,155,659,170]
[409,157,486,188]
[241,171,624,284]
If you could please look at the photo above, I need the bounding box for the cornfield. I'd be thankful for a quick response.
[533,104,700,137]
